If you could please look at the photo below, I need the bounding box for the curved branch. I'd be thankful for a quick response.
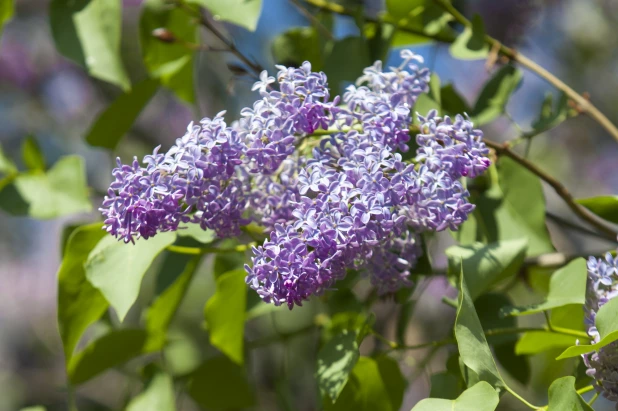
[485,139,617,240]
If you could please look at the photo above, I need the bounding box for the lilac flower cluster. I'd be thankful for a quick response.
[101,50,491,308]
[582,252,618,402]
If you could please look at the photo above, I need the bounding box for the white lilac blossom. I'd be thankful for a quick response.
[100,50,491,308]
[583,252,618,403]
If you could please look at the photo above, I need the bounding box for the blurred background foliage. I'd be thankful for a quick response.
[1,0,618,410]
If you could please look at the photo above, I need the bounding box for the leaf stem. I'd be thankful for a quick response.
[576,385,595,395]
[167,243,255,255]
[504,385,542,410]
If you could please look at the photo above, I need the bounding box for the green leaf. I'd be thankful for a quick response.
[441,84,471,116]
[325,356,406,411]
[140,0,196,104]
[21,135,46,171]
[68,329,150,384]
[0,0,14,40]
[177,222,216,243]
[50,0,130,90]
[476,159,554,257]
[188,0,262,31]
[412,381,499,411]
[503,258,587,316]
[145,255,201,351]
[19,407,46,411]
[323,36,371,95]
[556,298,618,359]
[0,144,17,175]
[494,341,530,385]
[187,356,255,409]
[449,15,489,60]
[531,92,570,132]
[429,371,464,400]
[515,331,576,355]
[547,376,593,411]
[446,239,528,300]
[272,27,323,69]
[57,223,109,363]
[471,65,522,125]
[85,232,177,321]
[12,155,92,219]
[85,78,159,149]
[454,267,505,388]
[204,268,247,365]
[126,372,176,411]
[576,195,618,225]
[318,330,360,403]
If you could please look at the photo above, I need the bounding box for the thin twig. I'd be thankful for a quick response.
[289,0,334,40]
[546,211,615,242]
[431,0,618,143]
[485,139,617,239]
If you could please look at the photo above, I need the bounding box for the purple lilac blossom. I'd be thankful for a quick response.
[583,252,618,402]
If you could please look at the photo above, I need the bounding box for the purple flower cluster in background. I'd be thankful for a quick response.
[583,252,618,401]
[101,50,492,308]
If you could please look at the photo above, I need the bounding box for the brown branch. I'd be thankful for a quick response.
[485,139,617,239]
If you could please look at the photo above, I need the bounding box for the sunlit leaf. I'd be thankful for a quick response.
[576,195,618,225]
[188,0,262,31]
[471,65,522,125]
[325,356,406,411]
[318,330,360,403]
[449,15,489,60]
[140,0,196,104]
[50,0,130,90]
[414,93,441,121]
[126,371,176,411]
[85,232,177,321]
[68,329,150,384]
[515,331,575,355]
[10,156,91,219]
[446,239,528,299]
[187,356,255,409]
[503,258,587,316]
[177,222,216,243]
[547,376,593,411]
[0,0,14,40]
[57,223,108,363]
[85,78,160,149]
[412,381,499,411]
[204,268,247,364]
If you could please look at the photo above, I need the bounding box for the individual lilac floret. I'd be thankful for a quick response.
[236,62,338,174]
[582,252,618,403]
[101,112,248,242]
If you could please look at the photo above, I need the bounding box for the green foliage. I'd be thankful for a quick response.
[188,0,262,31]
[547,377,593,411]
[577,195,618,224]
[86,78,160,149]
[531,92,571,132]
[475,158,554,256]
[429,371,463,400]
[324,356,406,411]
[471,65,523,125]
[126,371,176,411]
[323,37,371,94]
[0,0,13,39]
[57,223,109,362]
[21,136,46,171]
[187,356,255,409]
[204,268,247,364]
[454,268,505,388]
[50,0,130,90]
[272,27,324,69]
[85,232,177,321]
[68,329,152,384]
[317,329,361,403]
[412,381,499,411]
[446,239,527,299]
[449,15,489,60]
[0,155,91,219]
[503,258,587,316]
[140,0,196,104]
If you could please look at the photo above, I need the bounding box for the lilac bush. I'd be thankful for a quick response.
[100,50,491,308]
